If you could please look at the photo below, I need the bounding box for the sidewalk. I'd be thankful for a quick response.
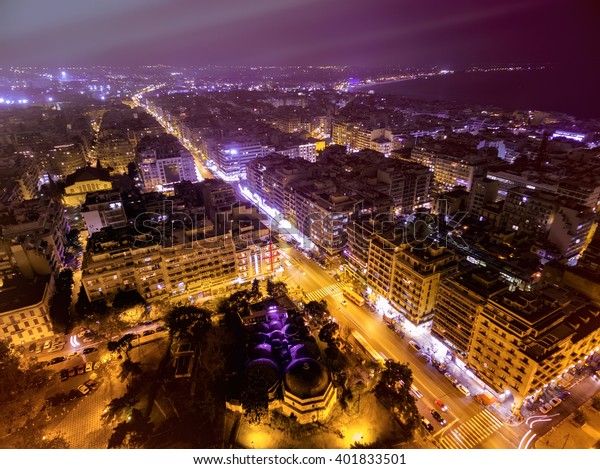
[535,398,600,449]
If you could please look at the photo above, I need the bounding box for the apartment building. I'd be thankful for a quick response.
[0,274,55,346]
[501,187,594,261]
[0,198,68,277]
[213,141,273,181]
[410,147,487,192]
[82,190,128,234]
[431,267,508,356]
[82,221,279,304]
[468,288,600,407]
[135,134,197,192]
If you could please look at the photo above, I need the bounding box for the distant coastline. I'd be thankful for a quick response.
[349,77,416,90]
[348,67,600,119]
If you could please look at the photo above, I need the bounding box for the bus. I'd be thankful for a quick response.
[343,287,365,307]
[350,330,385,365]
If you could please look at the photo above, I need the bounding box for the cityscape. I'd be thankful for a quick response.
[0,0,599,455]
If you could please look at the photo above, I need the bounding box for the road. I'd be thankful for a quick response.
[280,240,523,449]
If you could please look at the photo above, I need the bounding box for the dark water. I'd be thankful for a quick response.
[365,66,600,119]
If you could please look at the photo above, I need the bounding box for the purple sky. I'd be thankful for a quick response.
[0,0,596,67]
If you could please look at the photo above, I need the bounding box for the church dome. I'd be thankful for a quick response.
[284,358,330,400]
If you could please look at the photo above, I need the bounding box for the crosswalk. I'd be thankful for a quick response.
[304,282,344,302]
[438,409,503,449]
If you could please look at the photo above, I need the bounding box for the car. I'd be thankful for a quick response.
[84,379,99,390]
[28,343,37,353]
[142,329,156,336]
[435,399,449,412]
[43,340,52,350]
[456,384,471,396]
[444,373,458,386]
[156,325,167,332]
[49,356,66,365]
[60,369,69,381]
[430,409,447,425]
[35,343,44,353]
[77,384,90,396]
[85,362,93,372]
[82,347,97,355]
[82,336,95,344]
[409,341,421,352]
[421,417,434,432]
[558,391,571,400]
[50,343,65,352]
[549,397,562,408]
[76,365,85,375]
[540,403,553,414]
[68,368,76,377]
[67,352,80,359]
[340,299,347,306]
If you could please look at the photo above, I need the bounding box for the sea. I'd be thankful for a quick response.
[360,65,600,120]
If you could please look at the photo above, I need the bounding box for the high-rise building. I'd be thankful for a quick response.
[135,134,197,192]
[432,267,508,356]
[48,143,87,178]
[213,141,273,181]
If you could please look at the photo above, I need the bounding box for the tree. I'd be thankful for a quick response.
[573,409,588,427]
[65,229,82,251]
[102,395,139,426]
[0,340,51,435]
[591,396,600,412]
[107,408,153,448]
[113,289,146,312]
[240,365,271,426]
[12,425,70,449]
[49,269,74,329]
[118,358,143,382]
[75,285,107,320]
[319,321,340,347]
[374,361,420,435]
[304,300,329,324]
[250,278,260,300]
[165,305,212,343]
[107,333,135,360]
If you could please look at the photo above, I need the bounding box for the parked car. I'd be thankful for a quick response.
[77,384,90,396]
[421,417,434,432]
[60,369,69,381]
[43,340,52,350]
[430,409,447,425]
[85,362,93,373]
[82,336,95,344]
[84,379,99,390]
[456,384,471,396]
[28,343,37,353]
[68,368,76,377]
[49,356,66,365]
[82,347,97,355]
[435,399,449,412]
[50,343,65,352]
[67,352,79,359]
[35,343,44,353]
[549,397,562,408]
[540,403,553,414]
[76,365,85,375]
[444,373,458,386]
[409,341,421,352]
[142,329,156,336]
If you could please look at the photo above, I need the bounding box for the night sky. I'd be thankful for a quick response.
[0,0,597,67]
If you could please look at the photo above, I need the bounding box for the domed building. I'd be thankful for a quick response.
[281,358,337,424]
[245,358,280,401]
